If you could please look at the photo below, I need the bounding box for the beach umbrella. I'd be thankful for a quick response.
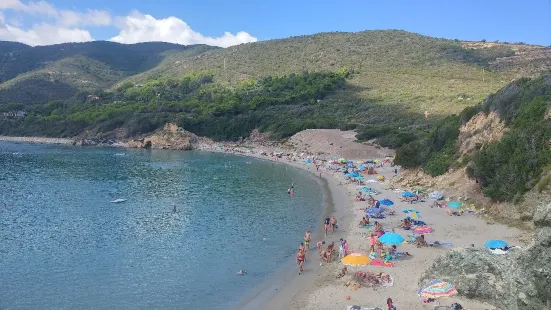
[413,226,434,234]
[418,280,458,299]
[341,252,371,267]
[403,191,415,197]
[402,208,420,213]
[407,212,421,220]
[366,208,384,214]
[378,233,405,245]
[448,201,462,209]
[379,199,394,206]
[484,239,508,249]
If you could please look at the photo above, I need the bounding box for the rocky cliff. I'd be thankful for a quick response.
[420,202,551,309]
[127,123,199,150]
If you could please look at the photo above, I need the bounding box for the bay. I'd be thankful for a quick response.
[0,142,323,309]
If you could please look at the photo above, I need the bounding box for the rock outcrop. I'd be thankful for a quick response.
[457,111,507,158]
[420,202,551,310]
[127,123,198,150]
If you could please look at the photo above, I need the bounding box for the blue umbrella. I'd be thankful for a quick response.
[403,191,415,197]
[484,240,508,249]
[378,233,405,245]
[366,208,383,214]
[448,201,462,209]
[379,199,394,206]
[402,208,420,213]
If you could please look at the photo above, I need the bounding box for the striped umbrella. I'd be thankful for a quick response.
[418,280,458,298]
[413,226,434,234]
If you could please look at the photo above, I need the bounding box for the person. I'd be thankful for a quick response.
[237,270,246,275]
[343,240,349,256]
[359,217,368,226]
[296,249,305,274]
[316,241,325,251]
[369,234,376,253]
[299,242,305,255]
[330,216,337,234]
[304,230,311,250]
[387,297,396,310]
[339,238,345,258]
[291,183,295,190]
[415,234,428,247]
[394,168,398,175]
[324,217,331,236]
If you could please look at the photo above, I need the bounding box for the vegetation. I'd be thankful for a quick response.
[0,70,352,140]
[395,75,551,202]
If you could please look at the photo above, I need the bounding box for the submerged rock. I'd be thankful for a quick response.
[420,202,551,310]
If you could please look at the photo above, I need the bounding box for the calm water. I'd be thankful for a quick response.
[0,142,323,309]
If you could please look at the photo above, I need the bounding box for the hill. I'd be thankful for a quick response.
[0,30,550,143]
[0,41,217,104]
[394,74,551,212]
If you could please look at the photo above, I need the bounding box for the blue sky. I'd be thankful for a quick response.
[0,0,550,46]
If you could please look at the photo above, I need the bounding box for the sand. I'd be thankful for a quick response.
[0,136,74,145]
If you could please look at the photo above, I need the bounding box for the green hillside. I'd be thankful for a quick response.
[395,74,551,202]
[0,41,216,104]
[0,30,550,143]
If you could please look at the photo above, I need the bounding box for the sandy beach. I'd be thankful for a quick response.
[198,140,528,310]
[0,136,74,145]
[0,132,530,309]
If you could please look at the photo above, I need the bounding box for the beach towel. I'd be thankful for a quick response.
[428,241,453,247]
[347,306,384,310]
[359,224,373,229]
[370,259,395,267]
[381,275,394,287]
[489,248,509,255]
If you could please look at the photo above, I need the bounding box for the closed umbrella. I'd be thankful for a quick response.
[484,239,508,249]
[378,233,405,245]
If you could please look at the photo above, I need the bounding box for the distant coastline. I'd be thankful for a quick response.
[0,136,74,145]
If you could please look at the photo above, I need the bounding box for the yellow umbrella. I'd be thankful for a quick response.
[341,252,371,267]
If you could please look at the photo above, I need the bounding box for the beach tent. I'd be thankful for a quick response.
[448,201,462,209]
[367,167,377,175]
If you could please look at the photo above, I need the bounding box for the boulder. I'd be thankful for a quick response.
[420,202,551,310]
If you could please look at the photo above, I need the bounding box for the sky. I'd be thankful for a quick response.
[0,0,549,47]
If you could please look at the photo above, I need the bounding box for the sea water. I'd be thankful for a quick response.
[0,142,323,309]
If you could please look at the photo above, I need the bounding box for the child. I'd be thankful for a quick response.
[339,238,345,258]
[316,241,325,252]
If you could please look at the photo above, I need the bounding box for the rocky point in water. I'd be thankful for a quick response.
[419,202,551,309]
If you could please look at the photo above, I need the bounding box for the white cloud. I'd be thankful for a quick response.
[0,2,256,47]
[0,23,92,45]
[0,0,111,27]
[110,11,257,47]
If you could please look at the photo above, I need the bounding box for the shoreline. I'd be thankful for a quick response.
[0,136,74,145]
[1,137,530,309]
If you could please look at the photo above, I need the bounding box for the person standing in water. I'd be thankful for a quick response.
[324,217,331,236]
[304,230,311,250]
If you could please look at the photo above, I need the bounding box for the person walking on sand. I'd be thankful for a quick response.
[369,234,376,253]
[330,216,337,234]
[324,217,331,236]
[339,238,345,258]
[296,249,305,275]
[304,230,311,250]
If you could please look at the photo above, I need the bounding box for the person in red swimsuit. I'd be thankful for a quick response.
[296,249,305,274]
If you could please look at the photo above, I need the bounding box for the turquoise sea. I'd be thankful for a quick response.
[0,142,324,309]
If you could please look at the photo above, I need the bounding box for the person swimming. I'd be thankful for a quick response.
[237,270,246,275]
